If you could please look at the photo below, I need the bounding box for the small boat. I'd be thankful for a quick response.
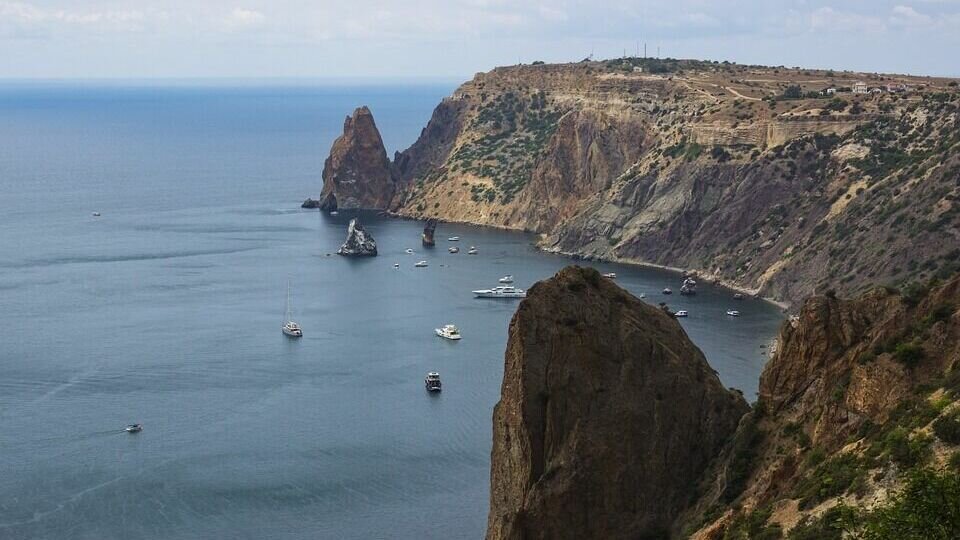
[415,260,429,267]
[330,211,339,216]
[663,288,673,295]
[448,246,460,254]
[726,310,741,317]
[675,310,689,318]
[282,282,303,337]
[448,236,460,242]
[425,372,442,392]
[602,272,617,279]
[473,285,527,298]
[125,424,142,433]
[435,324,462,340]
[467,247,478,255]
[733,293,745,300]
[639,293,646,299]
[405,248,414,254]
[498,275,514,284]
[393,263,400,268]
[92,212,101,217]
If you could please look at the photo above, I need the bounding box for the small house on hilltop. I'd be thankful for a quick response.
[853,81,869,94]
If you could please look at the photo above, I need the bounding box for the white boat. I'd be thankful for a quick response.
[663,287,673,295]
[467,247,478,255]
[282,282,303,337]
[405,248,414,254]
[675,310,689,318]
[92,212,101,217]
[448,246,460,253]
[726,310,741,317]
[733,293,745,300]
[435,324,462,340]
[448,236,460,241]
[415,260,428,267]
[425,372,442,392]
[498,275,514,284]
[125,424,142,433]
[639,293,646,299]
[473,285,527,298]
[602,272,617,279]
[393,263,400,268]
[330,211,339,216]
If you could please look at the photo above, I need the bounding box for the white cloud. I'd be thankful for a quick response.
[227,7,264,27]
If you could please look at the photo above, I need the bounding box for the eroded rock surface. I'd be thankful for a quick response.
[319,106,396,211]
[336,218,377,256]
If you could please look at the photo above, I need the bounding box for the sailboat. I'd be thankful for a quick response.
[282,282,303,338]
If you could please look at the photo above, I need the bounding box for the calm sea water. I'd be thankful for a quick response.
[0,84,783,539]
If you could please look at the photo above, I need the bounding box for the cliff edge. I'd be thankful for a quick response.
[319,106,397,211]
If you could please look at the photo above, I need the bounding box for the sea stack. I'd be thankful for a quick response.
[301,198,321,209]
[486,266,748,539]
[319,106,397,211]
[422,218,438,247]
[337,218,378,256]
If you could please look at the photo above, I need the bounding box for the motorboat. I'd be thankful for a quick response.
[448,236,460,242]
[602,272,617,279]
[405,248,414,254]
[498,275,514,284]
[467,247,478,255]
[726,310,741,317]
[282,282,303,337]
[125,424,142,433]
[639,293,646,299]
[92,212,101,217]
[473,285,527,298]
[415,260,429,267]
[425,372,442,392]
[448,246,460,254]
[393,263,400,268]
[663,287,673,295]
[733,293,745,300]
[330,211,339,216]
[675,310,689,318]
[435,324,462,340]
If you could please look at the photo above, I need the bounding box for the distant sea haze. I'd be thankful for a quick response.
[0,84,783,539]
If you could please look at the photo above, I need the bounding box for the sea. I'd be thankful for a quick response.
[0,82,784,539]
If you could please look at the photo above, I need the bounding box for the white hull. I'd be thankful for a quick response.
[473,291,526,298]
[435,329,462,340]
[283,326,302,337]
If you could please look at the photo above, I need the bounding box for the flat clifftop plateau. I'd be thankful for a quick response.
[319,106,397,211]
[381,59,960,306]
[486,266,748,539]
[681,273,960,538]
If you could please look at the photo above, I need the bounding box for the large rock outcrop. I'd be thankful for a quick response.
[422,218,438,247]
[486,266,748,540]
[336,218,377,256]
[319,106,396,211]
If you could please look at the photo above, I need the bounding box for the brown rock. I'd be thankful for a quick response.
[486,266,748,540]
[319,106,396,211]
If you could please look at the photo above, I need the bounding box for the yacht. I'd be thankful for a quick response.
[405,248,415,254]
[602,272,617,279]
[663,287,673,295]
[675,310,689,318]
[498,275,514,284]
[435,324,462,340]
[726,310,741,317]
[330,211,339,216]
[415,260,429,267]
[425,372,442,392]
[448,236,460,242]
[282,282,303,338]
[448,246,460,254]
[467,247,478,255]
[125,424,142,433]
[393,263,400,268]
[473,285,527,298]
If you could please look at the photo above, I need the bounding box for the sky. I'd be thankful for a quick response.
[0,0,958,80]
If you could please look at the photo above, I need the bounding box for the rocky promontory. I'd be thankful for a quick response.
[318,106,397,211]
[486,266,748,539]
[336,218,377,256]
[422,218,438,247]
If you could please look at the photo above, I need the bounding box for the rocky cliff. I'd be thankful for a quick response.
[485,268,960,539]
[319,106,396,211]
[336,218,377,256]
[486,266,748,539]
[320,59,960,306]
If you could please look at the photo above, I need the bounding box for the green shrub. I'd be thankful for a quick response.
[795,453,866,509]
[933,410,960,444]
[884,428,932,468]
[893,342,925,367]
[856,468,960,539]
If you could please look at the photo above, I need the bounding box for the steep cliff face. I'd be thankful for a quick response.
[487,266,748,539]
[319,106,397,210]
[384,60,960,306]
[682,274,960,537]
